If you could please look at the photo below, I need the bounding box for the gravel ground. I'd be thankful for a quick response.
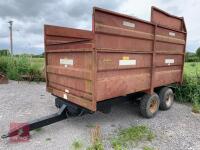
[0,81,200,150]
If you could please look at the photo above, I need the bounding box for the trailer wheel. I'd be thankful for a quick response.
[140,93,160,118]
[158,87,174,110]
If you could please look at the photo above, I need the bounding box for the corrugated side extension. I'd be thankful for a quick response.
[151,6,187,32]
[151,7,187,87]
[44,25,96,111]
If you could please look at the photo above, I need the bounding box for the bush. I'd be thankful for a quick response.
[173,72,200,113]
[174,74,200,104]
[0,56,9,74]
[6,57,20,80]
[186,56,200,62]
[0,49,10,56]
[185,52,200,62]
[196,47,200,59]
[28,63,44,81]
[0,56,45,81]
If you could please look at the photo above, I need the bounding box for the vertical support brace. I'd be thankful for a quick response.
[150,24,157,94]
[92,11,97,111]
[44,25,49,91]
[181,31,187,83]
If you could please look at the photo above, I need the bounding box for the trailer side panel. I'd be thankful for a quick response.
[93,7,186,101]
[45,25,96,111]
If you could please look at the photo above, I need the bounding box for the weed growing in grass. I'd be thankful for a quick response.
[71,125,155,150]
[86,140,104,150]
[111,125,155,150]
[143,146,154,150]
[87,125,104,150]
[192,102,200,113]
[72,140,83,150]
[111,139,124,150]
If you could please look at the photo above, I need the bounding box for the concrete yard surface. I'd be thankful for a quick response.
[0,81,200,150]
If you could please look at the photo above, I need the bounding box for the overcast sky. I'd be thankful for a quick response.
[0,0,199,54]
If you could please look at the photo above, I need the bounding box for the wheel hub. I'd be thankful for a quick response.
[166,94,173,107]
[149,99,158,113]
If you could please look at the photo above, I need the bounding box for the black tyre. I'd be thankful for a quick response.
[140,93,160,118]
[158,87,174,110]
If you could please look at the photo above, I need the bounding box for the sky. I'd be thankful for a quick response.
[0,0,199,54]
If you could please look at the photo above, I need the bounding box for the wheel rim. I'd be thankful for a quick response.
[149,98,158,113]
[166,93,173,107]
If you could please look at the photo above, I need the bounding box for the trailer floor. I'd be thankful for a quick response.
[0,81,200,150]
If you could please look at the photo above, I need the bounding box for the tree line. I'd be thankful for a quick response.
[186,47,200,62]
[0,49,44,58]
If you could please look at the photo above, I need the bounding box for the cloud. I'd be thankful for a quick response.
[0,0,199,54]
[0,0,55,19]
[0,0,123,54]
[118,0,154,20]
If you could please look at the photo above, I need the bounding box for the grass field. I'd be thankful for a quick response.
[31,57,45,70]
[184,62,200,76]
[0,56,45,81]
[175,62,200,112]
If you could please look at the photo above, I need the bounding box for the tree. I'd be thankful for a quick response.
[196,47,200,58]
[0,49,10,56]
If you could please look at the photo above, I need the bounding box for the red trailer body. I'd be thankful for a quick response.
[44,7,187,112]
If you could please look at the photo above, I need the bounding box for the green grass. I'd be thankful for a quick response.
[31,58,44,69]
[86,140,104,150]
[72,140,83,150]
[0,56,45,81]
[184,62,200,76]
[111,125,155,150]
[143,146,154,150]
[174,62,200,113]
[192,102,200,113]
[70,125,155,150]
